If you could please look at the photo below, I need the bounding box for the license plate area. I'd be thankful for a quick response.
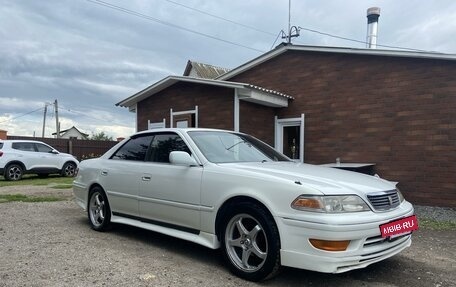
[379,215,418,239]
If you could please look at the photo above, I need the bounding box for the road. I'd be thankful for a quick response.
[0,187,455,287]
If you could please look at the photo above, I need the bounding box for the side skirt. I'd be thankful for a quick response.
[111,212,220,249]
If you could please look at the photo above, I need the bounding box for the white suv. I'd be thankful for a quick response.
[0,140,79,181]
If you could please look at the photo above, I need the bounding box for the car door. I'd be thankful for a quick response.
[11,142,41,170]
[139,132,202,231]
[99,134,153,217]
[34,142,61,169]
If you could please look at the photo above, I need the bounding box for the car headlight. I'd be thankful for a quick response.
[291,195,371,213]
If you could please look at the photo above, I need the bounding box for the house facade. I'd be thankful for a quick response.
[117,44,456,207]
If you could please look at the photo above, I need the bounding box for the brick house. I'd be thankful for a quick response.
[117,44,456,207]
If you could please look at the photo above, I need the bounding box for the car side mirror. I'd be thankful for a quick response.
[50,149,59,154]
[169,151,198,166]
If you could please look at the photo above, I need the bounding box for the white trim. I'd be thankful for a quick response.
[275,114,305,162]
[234,89,240,132]
[170,106,198,128]
[148,118,166,130]
[134,104,138,132]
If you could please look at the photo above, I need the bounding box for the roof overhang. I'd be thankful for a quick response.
[116,76,292,111]
[217,44,456,81]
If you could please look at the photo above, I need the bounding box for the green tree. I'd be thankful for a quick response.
[90,131,113,141]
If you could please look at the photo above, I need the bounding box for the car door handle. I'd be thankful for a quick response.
[101,170,108,176]
[142,176,151,181]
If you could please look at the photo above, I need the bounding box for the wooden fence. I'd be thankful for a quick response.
[6,136,119,160]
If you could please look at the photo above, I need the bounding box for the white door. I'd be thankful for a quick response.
[138,132,202,230]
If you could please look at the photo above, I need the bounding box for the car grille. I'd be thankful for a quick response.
[367,190,400,211]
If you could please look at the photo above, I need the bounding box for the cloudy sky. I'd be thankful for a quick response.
[1,0,455,139]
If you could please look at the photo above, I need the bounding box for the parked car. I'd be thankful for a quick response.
[0,140,79,180]
[73,129,416,281]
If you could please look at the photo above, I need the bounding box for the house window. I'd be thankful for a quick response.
[148,119,166,129]
[170,106,198,128]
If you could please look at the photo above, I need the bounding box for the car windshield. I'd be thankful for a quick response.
[188,131,290,163]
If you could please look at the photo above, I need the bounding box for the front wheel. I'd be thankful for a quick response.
[61,162,76,177]
[221,202,281,281]
[88,187,111,231]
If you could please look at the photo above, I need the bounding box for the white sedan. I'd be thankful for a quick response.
[73,128,415,281]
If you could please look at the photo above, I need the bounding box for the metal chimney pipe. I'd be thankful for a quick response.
[366,7,380,49]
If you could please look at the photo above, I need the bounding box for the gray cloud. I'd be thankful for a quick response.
[1,0,455,138]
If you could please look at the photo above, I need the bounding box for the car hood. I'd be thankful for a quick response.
[217,161,396,196]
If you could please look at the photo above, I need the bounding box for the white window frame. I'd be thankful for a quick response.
[274,114,305,162]
[148,118,166,129]
[170,106,198,128]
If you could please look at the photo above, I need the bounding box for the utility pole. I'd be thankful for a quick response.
[42,104,48,138]
[54,99,60,138]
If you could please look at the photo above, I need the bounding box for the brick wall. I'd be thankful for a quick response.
[229,50,456,207]
[137,82,234,131]
[239,101,276,146]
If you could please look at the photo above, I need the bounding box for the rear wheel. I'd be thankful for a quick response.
[61,162,76,177]
[221,202,281,281]
[88,187,111,231]
[5,164,23,181]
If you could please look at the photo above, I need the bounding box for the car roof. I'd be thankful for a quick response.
[0,140,47,144]
[133,128,243,136]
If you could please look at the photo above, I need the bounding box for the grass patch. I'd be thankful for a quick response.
[0,194,64,203]
[419,218,456,231]
[51,184,73,189]
[0,175,73,187]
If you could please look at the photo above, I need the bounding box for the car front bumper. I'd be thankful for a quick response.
[276,202,414,273]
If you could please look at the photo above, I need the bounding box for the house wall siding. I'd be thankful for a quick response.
[229,50,456,207]
[137,82,234,131]
[239,101,276,146]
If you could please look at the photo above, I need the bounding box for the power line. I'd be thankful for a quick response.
[0,107,44,124]
[298,26,436,53]
[60,105,133,128]
[162,0,276,37]
[85,0,265,53]
[159,0,435,53]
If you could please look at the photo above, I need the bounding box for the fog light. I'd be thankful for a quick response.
[309,239,350,251]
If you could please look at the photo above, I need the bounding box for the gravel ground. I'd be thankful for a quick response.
[0,186,455,287]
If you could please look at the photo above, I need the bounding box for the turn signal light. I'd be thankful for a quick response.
[0,151,3,157]
[292,198,323,209]
[309,239,350,251]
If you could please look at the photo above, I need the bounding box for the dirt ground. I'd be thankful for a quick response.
[0,186,455,287]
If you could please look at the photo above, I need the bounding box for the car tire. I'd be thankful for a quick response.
[221,202,281,282]
[88,187,111,231]
[5,164,24,181]
[61,162,76,177]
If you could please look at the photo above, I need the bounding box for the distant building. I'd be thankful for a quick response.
[52,126,88,139]
[0,129,7,140]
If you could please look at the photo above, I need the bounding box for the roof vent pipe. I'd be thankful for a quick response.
[366,7,380,49]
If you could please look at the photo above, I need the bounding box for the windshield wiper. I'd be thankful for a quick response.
[226,140,249,151]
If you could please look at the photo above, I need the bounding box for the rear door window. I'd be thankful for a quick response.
[12,142,36,152]
[0,143,3,149]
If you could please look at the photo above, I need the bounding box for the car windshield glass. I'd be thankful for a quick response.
[188,131,290,163]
